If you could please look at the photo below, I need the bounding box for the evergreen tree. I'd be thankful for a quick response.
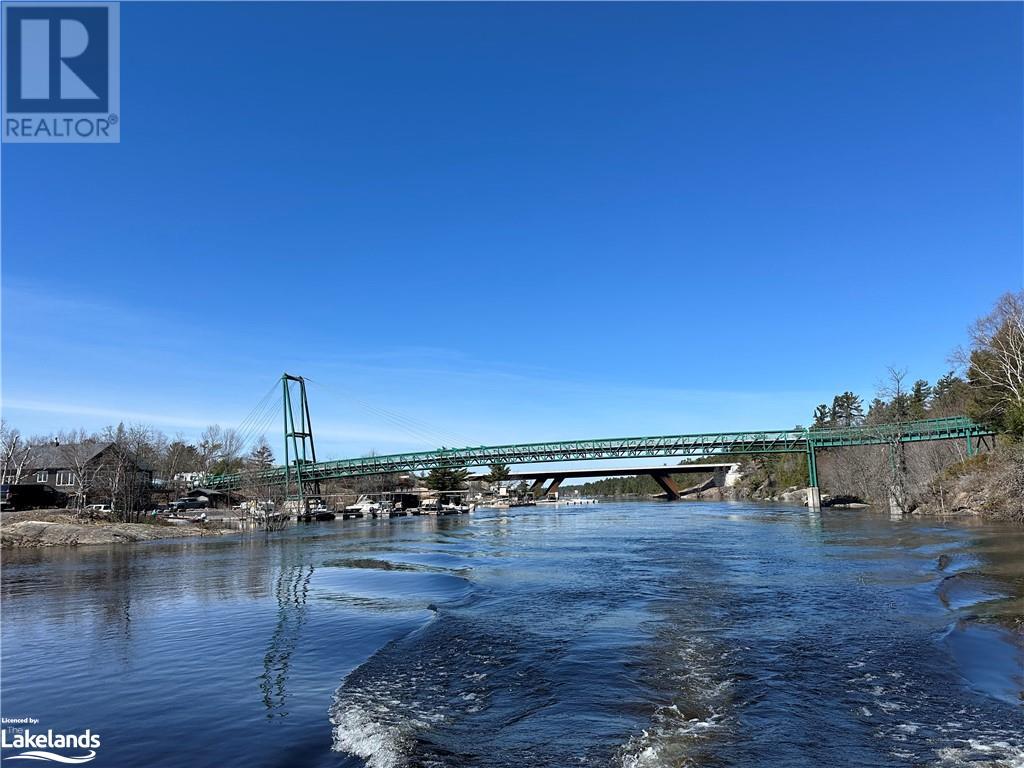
[812,404,831,429]
[485,463,511,483]
[247,436,275,470]
[830,392,864,427]
[425,466,469,492]
[866,397,889,424]
[909,380,932,419]
[931,372,970,416]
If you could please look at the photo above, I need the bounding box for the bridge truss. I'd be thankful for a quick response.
[207,384,994,501]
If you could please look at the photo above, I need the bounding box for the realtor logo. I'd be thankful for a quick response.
[3,2,119,142]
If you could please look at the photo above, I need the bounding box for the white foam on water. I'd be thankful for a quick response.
[328,626,448,768]
[850,656,1024,767]
[330,703,418,768]
[931,740,1024,768]
[617,640,733,768]
[330,677,452,768]
[328,612,525,768]
[619,709,726,768]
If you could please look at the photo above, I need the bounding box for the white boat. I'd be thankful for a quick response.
[441,502,477,514]
[345,495,378,516]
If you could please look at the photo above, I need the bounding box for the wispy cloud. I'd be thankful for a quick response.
[3,284,833,456]
[3,398,216,430]
[1,397,429,447]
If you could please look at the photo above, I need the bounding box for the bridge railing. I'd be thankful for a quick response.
[806,416,980,447]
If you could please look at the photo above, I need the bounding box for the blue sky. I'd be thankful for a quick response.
[2,2,1022,461]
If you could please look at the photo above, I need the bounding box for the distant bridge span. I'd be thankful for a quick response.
[470,463,741,500]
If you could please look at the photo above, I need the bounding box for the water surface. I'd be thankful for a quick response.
[2,501,1022,767]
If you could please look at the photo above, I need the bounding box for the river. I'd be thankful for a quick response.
[1,501,1022,767]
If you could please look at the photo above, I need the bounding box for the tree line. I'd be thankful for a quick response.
[785,291,1023,512]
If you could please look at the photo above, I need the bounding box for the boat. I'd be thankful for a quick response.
[164,511,208,525]
[299,505,336,522]
[164,514,193,526]
[441,502,477,514]
[344,495,378,516]
[348,498,395,518]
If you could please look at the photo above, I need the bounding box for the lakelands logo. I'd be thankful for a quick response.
[2,2,120,142]
[1,719,100,764]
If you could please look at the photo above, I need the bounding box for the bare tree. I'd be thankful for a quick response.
[819,445,887,503]
[0,420,35,484]
[198,424,245,475]
[878,368,912,511]
[199,425,225,474]
[955,290,1024,434]
[161,436,202,494]
[55,429,102,511]
[221,428,244,464]
[98,423,156,522]
[994,443,1024,523]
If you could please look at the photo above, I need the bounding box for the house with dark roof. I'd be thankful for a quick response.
[16,440,153,508]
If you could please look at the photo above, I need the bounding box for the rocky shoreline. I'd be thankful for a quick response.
[691,452,1024,523]
[0,511,235,548]
[683,483,1016,518]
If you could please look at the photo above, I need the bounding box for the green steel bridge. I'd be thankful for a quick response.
[204,375,996,507]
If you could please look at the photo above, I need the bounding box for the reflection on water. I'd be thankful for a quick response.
[262,564,315,717]
[1,503,1022,768]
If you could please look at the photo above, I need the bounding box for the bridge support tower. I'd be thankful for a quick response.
[282,373,321,513]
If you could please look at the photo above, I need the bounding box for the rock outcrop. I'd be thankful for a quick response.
[1,516,232,547]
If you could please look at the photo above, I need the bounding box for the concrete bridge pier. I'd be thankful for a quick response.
[651,472,682,501]
[712,467,730,489]
[529,479,548,497]
[807,486,822,510]
[888,492,904,517]
[544,477,565,497]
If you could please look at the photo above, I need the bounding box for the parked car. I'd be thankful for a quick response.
[1,484,69,511]
[169,497,209,511]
